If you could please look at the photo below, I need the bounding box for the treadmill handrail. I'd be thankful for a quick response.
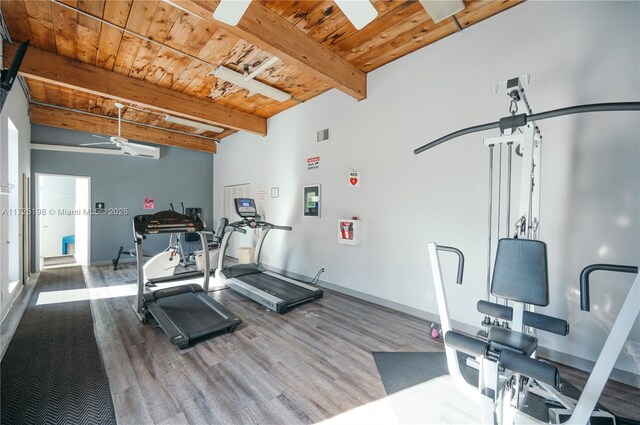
[133,222,211,319]
[216,218,292,274]
[226,218,292,231]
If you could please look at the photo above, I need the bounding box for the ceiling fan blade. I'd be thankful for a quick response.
[334,0,378,30]
[80,142,113,146]
[121,143,160,159]
[92,134,114,142]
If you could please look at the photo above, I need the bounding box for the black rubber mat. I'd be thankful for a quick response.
[372,351,477,395]
[372,351,637,423]
[1,266,116,425]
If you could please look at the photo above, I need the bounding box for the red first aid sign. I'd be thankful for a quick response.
[348,171,360,187]
[143,197,154,210]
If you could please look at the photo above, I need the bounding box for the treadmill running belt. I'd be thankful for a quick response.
[155,293,233,339]
[238,273,313,305]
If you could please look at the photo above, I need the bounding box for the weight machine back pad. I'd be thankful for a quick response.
[492,239,549,306]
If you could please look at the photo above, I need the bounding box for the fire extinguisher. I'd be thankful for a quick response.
[341,222,350,239]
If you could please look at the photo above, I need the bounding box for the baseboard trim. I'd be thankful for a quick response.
[264,263,640,388]
[263,265,479,335]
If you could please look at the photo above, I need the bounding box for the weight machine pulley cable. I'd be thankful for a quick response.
[413,102,640,154]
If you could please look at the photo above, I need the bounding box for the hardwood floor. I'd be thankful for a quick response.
[84,263,440,424]
[5,263,636,424]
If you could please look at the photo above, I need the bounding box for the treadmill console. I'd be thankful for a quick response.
[234,198,257,218]
[133,210,204,235]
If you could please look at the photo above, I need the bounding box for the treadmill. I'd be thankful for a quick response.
[216,198,323,314]
[132,210,241,349]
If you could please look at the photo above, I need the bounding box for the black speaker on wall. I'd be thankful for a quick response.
[1,39,30,112]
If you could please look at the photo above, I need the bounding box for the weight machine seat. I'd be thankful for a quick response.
[488,326,538,356]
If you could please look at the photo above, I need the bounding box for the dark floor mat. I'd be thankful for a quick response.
[1,266,116,425]
[372,351,477,395]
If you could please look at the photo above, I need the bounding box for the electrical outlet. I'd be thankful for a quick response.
[627,340,640,357]
[427,291,434,303]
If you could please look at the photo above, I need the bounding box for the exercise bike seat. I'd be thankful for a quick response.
[487,326,538,356]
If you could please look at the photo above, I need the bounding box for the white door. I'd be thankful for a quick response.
[1,118,23,319]
[223,183,251,258]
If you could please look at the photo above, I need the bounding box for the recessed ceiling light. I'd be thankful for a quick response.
[212,0,251,26]
[419,0,465,23]
[334,1,378,30]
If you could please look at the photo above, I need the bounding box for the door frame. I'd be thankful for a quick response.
[223,183,251,259]
[22,173,30,283]
[35,173,91,271]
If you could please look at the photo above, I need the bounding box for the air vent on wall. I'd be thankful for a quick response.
[317,128,330,143]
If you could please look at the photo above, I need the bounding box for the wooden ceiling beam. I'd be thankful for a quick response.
[177,0,367,100]
[4,43,266,136]
[29,104,217,153]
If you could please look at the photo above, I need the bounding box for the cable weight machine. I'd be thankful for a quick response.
[416,77,639,424]
[481,75,542,333]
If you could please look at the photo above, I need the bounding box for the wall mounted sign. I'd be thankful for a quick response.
[303,184,321,218]
[95,202,106,213]
[271,187,279,198]
[307,156,320,170]
[348,171,360,188]
[257,189,268,201]
[143,197,154,210]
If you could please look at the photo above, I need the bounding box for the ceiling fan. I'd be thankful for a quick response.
[80,102,160,159]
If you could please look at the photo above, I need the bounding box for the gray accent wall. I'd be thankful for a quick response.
[31,125,214,266]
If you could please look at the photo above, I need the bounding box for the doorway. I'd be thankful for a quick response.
[223,183,251,259]
[35,174,91,270]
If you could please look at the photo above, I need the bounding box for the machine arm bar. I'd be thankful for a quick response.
[414,102,640,154]
[255,221,292,231]
[580,264,638,311]
[436,245,465,284]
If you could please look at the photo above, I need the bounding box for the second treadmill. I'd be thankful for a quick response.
[216,198,323,314]
[132,211,241,348]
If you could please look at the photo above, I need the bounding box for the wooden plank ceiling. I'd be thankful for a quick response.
[2,0,521,153]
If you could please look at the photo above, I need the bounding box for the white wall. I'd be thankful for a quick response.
[0,83,31,321]
[213,2,639,378]
[38,175,76,258]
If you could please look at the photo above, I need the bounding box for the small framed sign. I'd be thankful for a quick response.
[143,197,154,210]
[303,184,321,218]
